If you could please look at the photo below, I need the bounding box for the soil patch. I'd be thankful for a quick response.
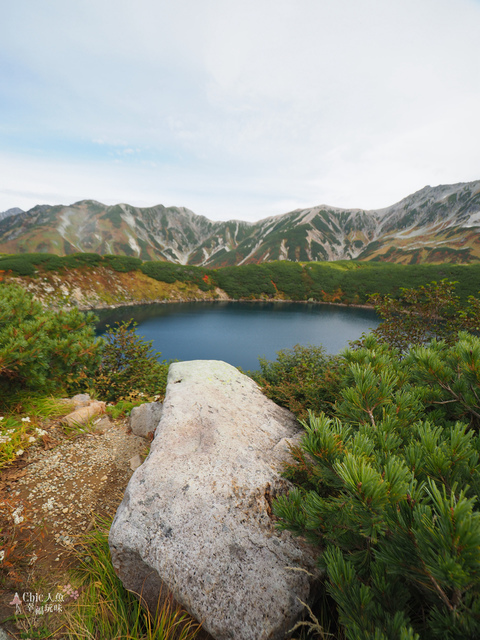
[0,411,148,637]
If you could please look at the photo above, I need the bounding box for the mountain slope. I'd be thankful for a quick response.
[0,207,23,222]
[360,181,480,263]
[1,181,479,265]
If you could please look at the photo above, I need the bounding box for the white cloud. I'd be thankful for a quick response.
[1,0,480,219]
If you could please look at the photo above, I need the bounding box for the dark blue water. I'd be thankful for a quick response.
[96,301,379,371]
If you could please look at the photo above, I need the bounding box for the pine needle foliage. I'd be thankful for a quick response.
[0,283,101,402]
[92,320,169,402]
[274,334,480,640]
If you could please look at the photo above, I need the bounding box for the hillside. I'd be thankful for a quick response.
[3,255,480,310]
[1,181,480,265]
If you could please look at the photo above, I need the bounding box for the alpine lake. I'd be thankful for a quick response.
[95,301,380,372]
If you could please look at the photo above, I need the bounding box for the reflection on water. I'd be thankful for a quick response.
[95,301,380,371]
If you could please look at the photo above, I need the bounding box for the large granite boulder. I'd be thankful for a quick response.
[109,360,320,640]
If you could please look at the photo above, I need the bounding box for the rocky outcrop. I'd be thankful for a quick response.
[0,207,23,222]
[109,360,320,640]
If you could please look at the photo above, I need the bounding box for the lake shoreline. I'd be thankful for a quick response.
[4,271,375,314]
[86,296,375,313]
[5,269,377,314]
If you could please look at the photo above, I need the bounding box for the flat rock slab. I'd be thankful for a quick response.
[109,360,319,640]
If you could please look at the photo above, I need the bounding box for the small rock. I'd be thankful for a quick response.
[72,393,92,409]
[91,416,111,433]
[61,401,106,428]
[129,402,163,439]
[129,454,143,471]
[0,625,15,639]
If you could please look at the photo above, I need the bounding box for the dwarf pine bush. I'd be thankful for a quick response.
[251,344,342,419]
[92,320,169,402]
[274,334,480,640]
[0,283,102,402]
[368,279,480,351]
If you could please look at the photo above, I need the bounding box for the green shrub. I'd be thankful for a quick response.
[34,253,64,271]
[102,254,142,272]
[0,256,36,276]
[106,398,145,419]
[0,283,102,403]
[213,264,276,298]
[368,279,480,351]
[92,320,170,402]
[250,344,342,420]
[265,261,308,299]
[140,261,180,283]
[273,334,480,640]
[61,252,103,269]
[140,261,214,290]
[405,332,480,430]
[0,252,104,275]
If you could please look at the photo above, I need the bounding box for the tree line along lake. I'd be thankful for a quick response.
[95,301,380,371]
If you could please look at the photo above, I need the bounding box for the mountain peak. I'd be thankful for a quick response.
[0,207,24,222]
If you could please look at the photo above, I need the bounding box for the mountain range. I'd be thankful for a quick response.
[1,180,480,266]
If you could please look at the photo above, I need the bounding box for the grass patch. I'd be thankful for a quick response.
[0,389,73,417]
[14,394,75,420]
[106,398,146,420]
[64,518,202,640]
[60,416,97,438]
[0,394,73,470]
[0,415,47,469]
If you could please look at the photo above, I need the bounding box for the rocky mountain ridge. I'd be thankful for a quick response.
[0,206,23,221]
[1,181,480,265]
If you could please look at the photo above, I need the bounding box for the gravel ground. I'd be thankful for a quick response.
[0,410,149,635]
[7,415,148,565]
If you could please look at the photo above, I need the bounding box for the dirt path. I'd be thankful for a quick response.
[0,409,148,637]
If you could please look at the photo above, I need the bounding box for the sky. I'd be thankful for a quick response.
[1,0,480,222]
